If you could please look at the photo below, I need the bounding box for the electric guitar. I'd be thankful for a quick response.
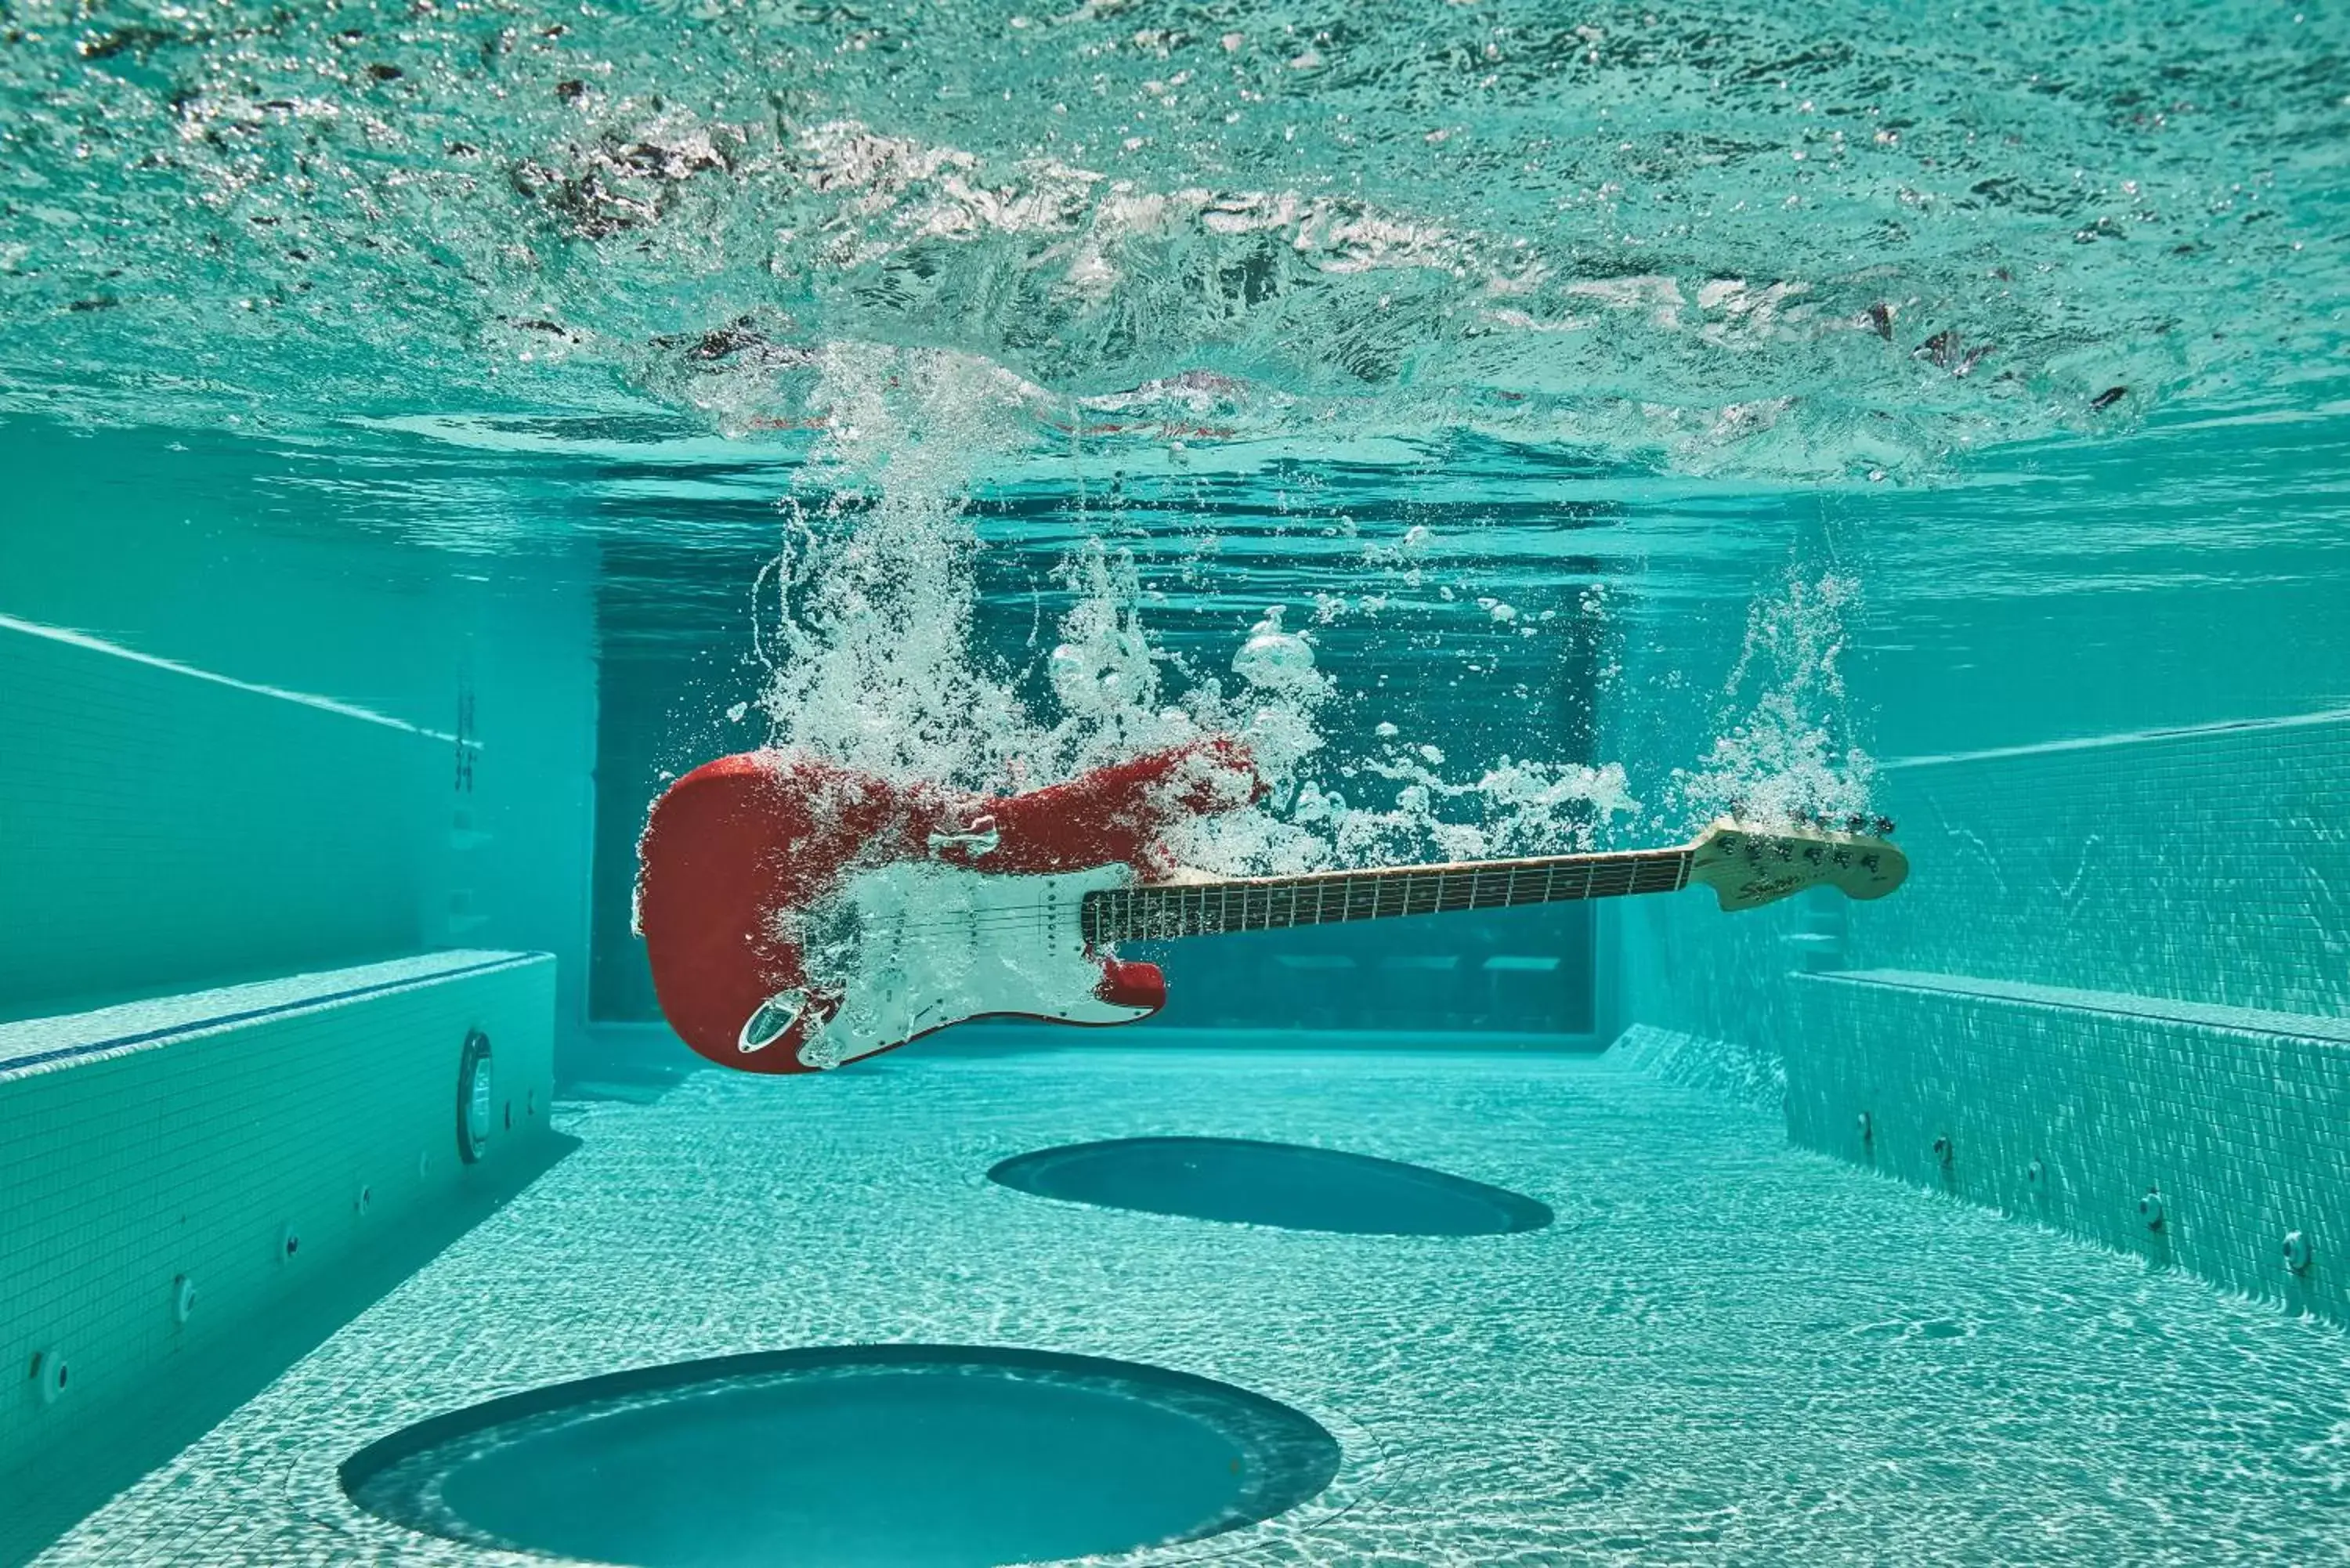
[635,737,1906,1074]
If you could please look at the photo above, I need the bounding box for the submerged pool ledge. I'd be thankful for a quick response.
[0,951,545,1078]
[1807,967,2350,1048]
[1787,966,2350,1326]
[0,950,566,1564]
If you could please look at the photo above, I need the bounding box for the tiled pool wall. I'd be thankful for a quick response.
[0,953,559,1560]
[1620,713,2350,1323]
[0,426,601,1056]
[0,620,444,1017]
[0,434,603,1556]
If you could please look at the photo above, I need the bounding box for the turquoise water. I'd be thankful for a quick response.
[7,2,2350,1563]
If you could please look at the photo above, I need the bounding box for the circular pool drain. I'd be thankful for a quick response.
[342,1345,1340,1568]
[988,1136,1552,1236]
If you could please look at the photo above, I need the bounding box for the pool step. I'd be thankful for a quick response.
[1789,966,2349,1325]
[0,951,565,1563]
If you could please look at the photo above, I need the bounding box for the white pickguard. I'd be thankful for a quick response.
[775,861,1148,1070]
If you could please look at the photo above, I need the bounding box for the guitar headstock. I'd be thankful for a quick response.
[1686,811,1908,912]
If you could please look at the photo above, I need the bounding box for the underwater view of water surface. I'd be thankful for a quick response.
[3,2,2350,1564]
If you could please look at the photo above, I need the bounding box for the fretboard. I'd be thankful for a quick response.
[1079,847,1692,946]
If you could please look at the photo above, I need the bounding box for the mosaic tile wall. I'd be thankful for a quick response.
[1788,970,2348,1321]
[0,421,601,1053]
[1620,715,2350,1322]
[0,626,442,1019]
[0,953,557,1559]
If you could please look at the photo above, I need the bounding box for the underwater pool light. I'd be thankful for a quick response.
[456,1028,493,1163]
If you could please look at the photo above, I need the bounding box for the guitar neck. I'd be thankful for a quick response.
[1079,844,1694,946]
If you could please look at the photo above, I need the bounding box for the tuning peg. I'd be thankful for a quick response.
[1871,815,1896,836]
[1845,813,1868,833]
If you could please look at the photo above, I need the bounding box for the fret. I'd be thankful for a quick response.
[1095,845,1706,950]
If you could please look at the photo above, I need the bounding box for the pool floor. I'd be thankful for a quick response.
[41,1046,2350,1566]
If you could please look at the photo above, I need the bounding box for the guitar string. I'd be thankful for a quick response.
[851,831,1869,941]
[811,860,1691,945]
[829,858,1690,941]
[828,863,1682,937]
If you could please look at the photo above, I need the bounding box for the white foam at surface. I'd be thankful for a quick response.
[735,346,1647,878]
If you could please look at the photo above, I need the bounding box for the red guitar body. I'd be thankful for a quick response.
[635,737,1262,1073]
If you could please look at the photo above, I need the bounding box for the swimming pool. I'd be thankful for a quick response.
[4,2,2349,1563]
[31,1049,2350,1565]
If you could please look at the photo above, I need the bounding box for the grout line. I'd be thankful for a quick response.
[0,609,481,748]
[1881,703,2350,771]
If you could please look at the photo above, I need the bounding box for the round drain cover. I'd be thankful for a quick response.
[989,1136,1552,1236]
[342,1345,1340,1568]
